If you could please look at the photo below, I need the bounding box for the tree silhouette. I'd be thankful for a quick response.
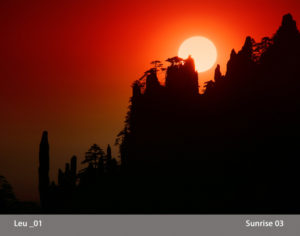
[82,144,105,169]
[0,175,17,212]
[166,56,183,66]
[253,37,273,61]
[151,60,165,72]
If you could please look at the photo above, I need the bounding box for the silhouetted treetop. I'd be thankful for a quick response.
[151,60,164,72]
[82,144,105,168]
[252,37,273,61]
[0,175,17,210]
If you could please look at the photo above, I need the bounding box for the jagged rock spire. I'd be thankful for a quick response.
[184,55,196,71]
[274,13,299,43]
[281,13,297,29]
[240,36,254,59]
[145,71,161,94]
[38,131,50,209]
[132,80,141,97]
[214,64,223,83]
[230,49,237,59]
[165,55,198,96]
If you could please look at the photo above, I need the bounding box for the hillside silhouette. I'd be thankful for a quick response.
[40,14,300,213]
[116,14,300,213]
[2,14,300,213]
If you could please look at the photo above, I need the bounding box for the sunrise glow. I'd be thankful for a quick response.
[178,36,217,72]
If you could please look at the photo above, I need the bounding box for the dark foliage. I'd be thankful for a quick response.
[0,176,39,213]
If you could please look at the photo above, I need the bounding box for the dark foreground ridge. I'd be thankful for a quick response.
[1,14,300,213]
[117,13,300,213]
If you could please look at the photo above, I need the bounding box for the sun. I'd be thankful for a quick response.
[178,36,217,73]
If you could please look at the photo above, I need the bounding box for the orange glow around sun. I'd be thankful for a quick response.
[1,0,299,202]
[178,36,217,72]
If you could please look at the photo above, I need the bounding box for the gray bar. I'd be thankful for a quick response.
[0,215,298,236]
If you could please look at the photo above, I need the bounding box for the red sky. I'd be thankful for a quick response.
[0,0,299,201]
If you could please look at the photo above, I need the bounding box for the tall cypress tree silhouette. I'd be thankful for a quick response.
[38,131,50,210]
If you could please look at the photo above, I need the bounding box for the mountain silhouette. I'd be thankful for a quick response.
[117,13,300,213]
[3,14,299,214]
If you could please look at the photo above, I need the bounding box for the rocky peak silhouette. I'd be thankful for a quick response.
[32,14,300,214]
[240,36,254,58]
[145,70,161,95]
[214,64,223,83]
[274,13,299,43]
[165,55,198,96]
[120,14,300,177]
